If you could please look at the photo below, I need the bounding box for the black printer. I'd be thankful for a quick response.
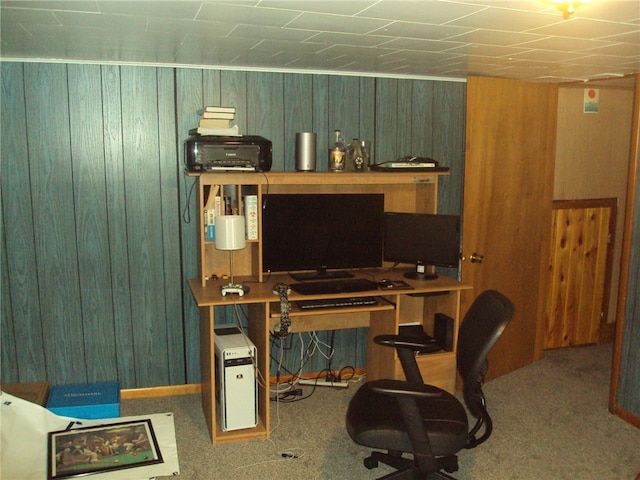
[185,135,272,172]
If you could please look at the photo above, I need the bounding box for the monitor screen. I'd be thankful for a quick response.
[262,194,384,280]
[383,212,461,280]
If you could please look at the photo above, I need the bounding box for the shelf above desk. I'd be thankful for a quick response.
[190,170,448,186]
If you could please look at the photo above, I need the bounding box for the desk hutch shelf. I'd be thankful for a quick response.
[188,171,470,445]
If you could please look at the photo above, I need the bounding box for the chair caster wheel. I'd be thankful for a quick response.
[364,457,378,469]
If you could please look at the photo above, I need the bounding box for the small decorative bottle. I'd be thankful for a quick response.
[346,138,365,171]
[329,130,346,172]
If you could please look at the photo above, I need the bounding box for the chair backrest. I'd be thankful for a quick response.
[457,290,514,420]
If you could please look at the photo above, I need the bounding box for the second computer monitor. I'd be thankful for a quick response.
[383,212,461,280]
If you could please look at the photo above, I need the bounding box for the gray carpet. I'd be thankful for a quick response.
[122,344,640,479]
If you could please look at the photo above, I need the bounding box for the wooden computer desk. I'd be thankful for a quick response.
[189,270,470,445]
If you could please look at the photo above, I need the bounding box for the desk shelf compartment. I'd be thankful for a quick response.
[198,303,271,445]
[194,171,448,287]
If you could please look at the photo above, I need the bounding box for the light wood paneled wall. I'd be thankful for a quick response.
[554,83,633,325]
[545,199,616,348]
[1,62,466,388]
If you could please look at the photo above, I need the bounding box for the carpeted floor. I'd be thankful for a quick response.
[121,344,640,479]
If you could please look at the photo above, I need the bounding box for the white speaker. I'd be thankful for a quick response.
[295,132,316,171]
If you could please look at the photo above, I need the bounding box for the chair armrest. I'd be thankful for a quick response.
[374,334,441,354]
[367,379,445,399]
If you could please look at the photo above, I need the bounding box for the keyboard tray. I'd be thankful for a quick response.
[297,296,378,310]
[290,278,378,295]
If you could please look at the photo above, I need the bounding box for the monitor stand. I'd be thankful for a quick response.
[403,262,438,281]
[289,269,354,282]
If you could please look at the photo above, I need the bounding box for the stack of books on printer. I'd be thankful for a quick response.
[192,106,240,136]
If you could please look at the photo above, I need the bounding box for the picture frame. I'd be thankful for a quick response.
[47,419,163,479]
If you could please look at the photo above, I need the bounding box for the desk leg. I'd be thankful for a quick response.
[199,306,216,444]
[367,308,398,381]
[248,303,270,437]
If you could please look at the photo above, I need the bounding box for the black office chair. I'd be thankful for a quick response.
[346,290,514,479]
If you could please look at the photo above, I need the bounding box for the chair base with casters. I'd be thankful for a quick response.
[346,290,514,480]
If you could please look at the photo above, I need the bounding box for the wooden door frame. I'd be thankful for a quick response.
[549,197,617,345]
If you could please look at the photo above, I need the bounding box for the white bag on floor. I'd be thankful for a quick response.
[1,392,180,479]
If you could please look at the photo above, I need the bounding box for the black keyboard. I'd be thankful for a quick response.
[290,278,378,295]
[297,296,378,310]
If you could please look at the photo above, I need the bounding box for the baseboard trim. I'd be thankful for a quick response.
[612,404,640,429]
[120,368,368,400]
[121,383,201,400]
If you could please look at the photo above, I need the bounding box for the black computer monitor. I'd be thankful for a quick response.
[383,212,461,280]
[262,193,384,280]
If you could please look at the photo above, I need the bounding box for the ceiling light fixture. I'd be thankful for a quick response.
[544,0,592,19]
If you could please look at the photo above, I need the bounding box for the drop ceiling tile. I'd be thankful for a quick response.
[53,11,146,31]
[531,16,639,39]
[0,6,61,27]
[146,17,234,37]
[600,29,640,43]
[250,38,328,56]
[391,49,466,67]
[582,41,639,57]
[97,1,201,19]
[227,24,317,42]
[460,0,551,14]
[357,0,485,24]
[448,43,533,58]
[519,36,618,52]
[371,21,473,41]
[180,34,258,55]
[306,31,394,48]
[326,43,400,60]
[565,53,635,67]
[286,12,391,34]
[381,37,465,52]
[508,48,591,63]
[447,5,565,31]
[259,0,378,16]
[449,28,548,46]
[1,1,100,13]
[196,2,299,27]
[560,0,640,24]
[1,32,55,57]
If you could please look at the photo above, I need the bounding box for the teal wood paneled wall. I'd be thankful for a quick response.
[1,62,465,389]
[617,149,640,417]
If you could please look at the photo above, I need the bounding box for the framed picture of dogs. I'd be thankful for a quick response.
[47,419,163,479]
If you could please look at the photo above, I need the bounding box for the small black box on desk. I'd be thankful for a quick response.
[398,315,454,353]
[434,313,455,351]
[398,324,435,344]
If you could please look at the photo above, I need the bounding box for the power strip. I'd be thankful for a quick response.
[297,378,349,388]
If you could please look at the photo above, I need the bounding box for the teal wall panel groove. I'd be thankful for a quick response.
[1,62,465,389]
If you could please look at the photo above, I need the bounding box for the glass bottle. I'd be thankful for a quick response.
[361,140,371,170]
[328,130,346,172]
